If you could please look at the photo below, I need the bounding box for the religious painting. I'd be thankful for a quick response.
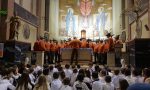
[59,0,112,39]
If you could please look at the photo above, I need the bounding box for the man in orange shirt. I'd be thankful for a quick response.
[103,39,109,64]
[33,37,40,51]
[106,33,114,52]
[69,37,81,65]
[97,40,104,64]
[44,39,50,64]
[93,40,99,64]
[80,38,87,48]
[38,37,46,51]
[54,41,60,63]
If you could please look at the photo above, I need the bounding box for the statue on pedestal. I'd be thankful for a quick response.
[9,15,21,40]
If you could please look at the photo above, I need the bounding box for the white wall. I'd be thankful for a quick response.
[22,0,31,12]
[131,12,150,39]
[15,0,20,4]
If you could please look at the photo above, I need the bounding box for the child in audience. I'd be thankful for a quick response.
[103,75,114,90]
[51,72,62,90]
[73,74,89,90]
[60,78,72,90]
[119,79,129,90]
[92,71,103,90]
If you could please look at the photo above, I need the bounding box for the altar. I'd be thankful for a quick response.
[60,48,93,64]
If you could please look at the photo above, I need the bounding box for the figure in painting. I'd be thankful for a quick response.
[66,8,76,38]
[96,7,107,37]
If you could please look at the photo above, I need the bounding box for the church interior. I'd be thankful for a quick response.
[0,0,150,89]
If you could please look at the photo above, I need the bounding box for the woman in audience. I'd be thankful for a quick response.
[73,74,89,90]
[119,79,129,90]
[60,78,72,90]
[16,73,32,90]
[33,75,50,90]
[103,75,114,90]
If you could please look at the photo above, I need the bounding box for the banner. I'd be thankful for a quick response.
[0,43,4,58]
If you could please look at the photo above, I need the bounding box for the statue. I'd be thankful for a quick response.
[9,15,21,40]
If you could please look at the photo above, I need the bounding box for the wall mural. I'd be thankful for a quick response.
[59,0,112,39]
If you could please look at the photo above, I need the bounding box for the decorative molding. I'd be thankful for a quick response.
[14,3,39,26]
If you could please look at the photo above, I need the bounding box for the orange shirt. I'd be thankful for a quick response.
[50,43,55,52]
[81,41,87,48]
[108,37,114,51]
[93,43,99,53]
[33,40,39,51]
[98,43,104,53]
[54,44,60,53]
[69,39,81,48]
[89,42,94,50]
[38,40,46,51]
[103,43,109,53]
[60,43,65,49]
[45,42,50,51]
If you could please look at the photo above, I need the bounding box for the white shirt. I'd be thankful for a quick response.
[70,73,78,86]
[64,69,73,79]
[83,77,92,84]
[102,83,114,90]
[60,85,72,90]
[51,79,62,90]
[45,75,52,84]
[0,79,16,90]
[131,76,143,84]
[29,73,36,85]
[99,76,106,83]
[73,81,89,90]
[125,76,134,85]
[112,75,121,89]
[92,80,103,90]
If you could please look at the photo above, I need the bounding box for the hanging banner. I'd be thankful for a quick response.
[0,43,4,58]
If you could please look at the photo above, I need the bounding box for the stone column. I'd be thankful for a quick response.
[49,0,59,40]
[112,0,122,35]
[0,0,14,42]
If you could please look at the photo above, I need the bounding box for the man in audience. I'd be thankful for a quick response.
[92,71,103,90]
[51,72,62,90]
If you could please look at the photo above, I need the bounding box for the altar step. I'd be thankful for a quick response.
[60,59,92,65]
